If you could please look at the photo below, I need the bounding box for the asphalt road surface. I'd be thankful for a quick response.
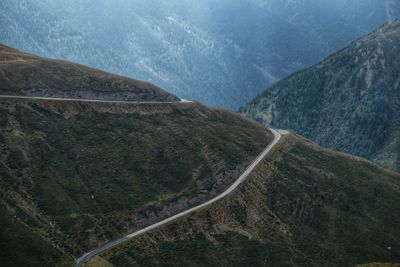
[74,128,283,267]
[0,94,284,266]
[0,94,193,104]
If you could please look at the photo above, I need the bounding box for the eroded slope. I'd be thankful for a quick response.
[98,134,400,267]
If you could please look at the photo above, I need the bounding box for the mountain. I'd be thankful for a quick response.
[0,47,273,266]
[0,44,178,102]
[1,0,399,108]
[1,46,400,266]
[241,20,400,171]
[88,133,400,267]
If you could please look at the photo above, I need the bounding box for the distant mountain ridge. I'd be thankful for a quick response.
[0,44,179,102]
[1,0,399,108]
[242,20,400,171]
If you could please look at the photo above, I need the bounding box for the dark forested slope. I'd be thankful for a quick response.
[242,20,400,171]
[2,0,399,108]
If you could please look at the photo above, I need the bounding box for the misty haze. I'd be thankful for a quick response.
[1,1,400,267]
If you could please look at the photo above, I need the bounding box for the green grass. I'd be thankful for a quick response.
[0,204,73,267]
[86,256,114,267]
[266,137,400,266]
[0,98,272,265]
[108,232,287,267]
[0,44,178,102]
[100,134,400,267]
[356,264,400,267]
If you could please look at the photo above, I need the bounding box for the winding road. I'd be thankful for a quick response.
[75,128,283,267]
[0,94,194,104]
[0,95,283,267]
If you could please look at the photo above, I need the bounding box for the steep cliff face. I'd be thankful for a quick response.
[0,44,179,102]
[242,20,400,171]
[98,134,400,267]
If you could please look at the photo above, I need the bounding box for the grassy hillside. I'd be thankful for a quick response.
[96,133,400,267]
[356,264,400,267]
[0,44,178,102]
[241,20,400,171]
[0,98,272,266]
[0,204,71,267]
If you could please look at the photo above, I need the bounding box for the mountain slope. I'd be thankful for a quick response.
[91,133,400,267]
[0,44,178,101]
[0,98,273,266]
[0,47,273,266]
[1,0,399,108]
[242,20,400,171]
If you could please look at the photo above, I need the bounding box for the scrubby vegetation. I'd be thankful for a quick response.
[100,134,400,266]
[356,264,400,267]
[0,98,272,265]
[0,44,178,101]
[0,205,72,267]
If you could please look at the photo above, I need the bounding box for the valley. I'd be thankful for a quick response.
[1,4,400,265]
[2,0,399,108]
